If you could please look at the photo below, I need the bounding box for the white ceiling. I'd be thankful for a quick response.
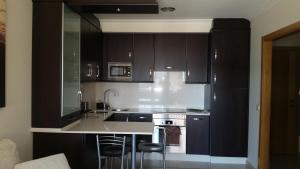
[95,0,281,20]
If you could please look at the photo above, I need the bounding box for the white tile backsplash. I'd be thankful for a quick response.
[81,72,206,109]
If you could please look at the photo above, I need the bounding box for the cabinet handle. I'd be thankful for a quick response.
[214,73,217,83]
[214,49,218,60]
[78,90,82,102]
[96,65,100,78]
[187,70,190,78]
[116,8,121,12]
[165,66,173,70]
[86,64,92,77]
[149,68,152,78]
[213,92,217,102]
[128,52,132,58]
[193,117,199,121]
[90,65,93,76]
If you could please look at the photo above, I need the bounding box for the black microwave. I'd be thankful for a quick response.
[108,62,132,80]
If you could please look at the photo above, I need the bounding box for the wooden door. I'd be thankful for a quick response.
[132,34,154,82]
[270,47,300,155]
[0,40,4,107]
[154,34,186,71]
[185,34,209,83]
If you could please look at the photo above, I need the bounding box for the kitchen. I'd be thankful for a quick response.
[31,0,249,169]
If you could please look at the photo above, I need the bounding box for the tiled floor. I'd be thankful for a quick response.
[110,160,250,169]
[143,160,248,169]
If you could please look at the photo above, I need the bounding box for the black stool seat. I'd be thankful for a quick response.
[102,146,131,157]
[138,143,164,152]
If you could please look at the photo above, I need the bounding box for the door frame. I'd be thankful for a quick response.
[259,21,300,169]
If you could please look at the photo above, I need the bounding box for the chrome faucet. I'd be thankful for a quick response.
[104,89,118,108]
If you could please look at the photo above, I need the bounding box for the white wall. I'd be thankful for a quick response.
[0,0,32,161]
[248,0,300,168]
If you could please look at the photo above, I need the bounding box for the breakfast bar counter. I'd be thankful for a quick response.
[31,115,154,169]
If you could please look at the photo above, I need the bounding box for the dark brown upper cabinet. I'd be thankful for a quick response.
[132,34,154,82]
[102,33,133,81]
[154,34,186,71]
[81,15,102,82]
[185,34,209,83]
[103,33,133,62]
[32,2,87,128]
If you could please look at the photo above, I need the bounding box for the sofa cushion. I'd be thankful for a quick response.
[0,139,20,169]
[14,153,71,169]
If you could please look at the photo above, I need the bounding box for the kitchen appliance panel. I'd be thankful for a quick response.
[107,62,132,80]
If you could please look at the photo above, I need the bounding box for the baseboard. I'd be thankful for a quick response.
[210,156,247,164]
[138,153,247,164]
[246,160,256,169]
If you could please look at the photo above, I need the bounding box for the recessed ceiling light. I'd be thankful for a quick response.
[160,7,176,12]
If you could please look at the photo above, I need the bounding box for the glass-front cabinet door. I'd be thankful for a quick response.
[62,4,81,117]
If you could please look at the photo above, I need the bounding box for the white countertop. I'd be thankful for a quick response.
[31,108,209,134]
[96,108,211,116]
[31,115,154,135]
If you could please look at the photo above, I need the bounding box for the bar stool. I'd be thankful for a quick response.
[138,127,166,169]
[96,135,130,169]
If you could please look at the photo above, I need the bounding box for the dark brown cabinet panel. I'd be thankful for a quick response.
[154,34,186,71]
[210,88,249,156]
[186,115,210,155]
[210,18,250,157]
[102,33,133,80]
[103,33,133,62]
[81,16,102,82]
[133,34,154,82]
[33,133,86,169]
[186,34,209,83]
[32,2,63,128]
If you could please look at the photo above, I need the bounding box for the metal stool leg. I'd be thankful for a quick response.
[121,155,124,169]
[162,152,166,169]
[140,151,144,169]
[110,157,113,169]
[126,154,129,169]
[105,158,108,169]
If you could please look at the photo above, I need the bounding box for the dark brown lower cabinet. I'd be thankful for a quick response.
[186,115,210,155]
[33,133,98,169]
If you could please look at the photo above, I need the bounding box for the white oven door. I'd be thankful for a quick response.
[152,126,186,154]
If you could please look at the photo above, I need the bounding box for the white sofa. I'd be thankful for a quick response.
[0,139,20,169]
[14,154,71,169]
[0,139,71,169]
